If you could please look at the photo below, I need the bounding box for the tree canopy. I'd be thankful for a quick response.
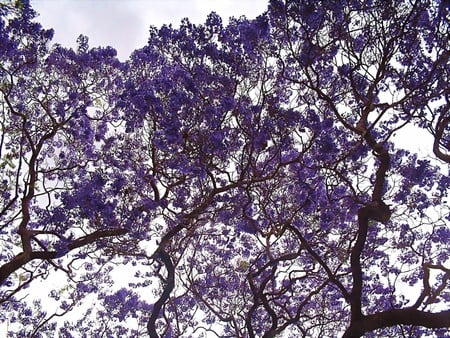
[0,0,449,337]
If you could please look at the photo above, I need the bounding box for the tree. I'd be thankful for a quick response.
[0,0,449,337]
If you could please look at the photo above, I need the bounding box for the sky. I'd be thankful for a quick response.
[32,0,269,60]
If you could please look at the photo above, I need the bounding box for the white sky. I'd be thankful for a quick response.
[32,0,269,60]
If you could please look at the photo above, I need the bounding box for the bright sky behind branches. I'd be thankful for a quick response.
[33,0,268,60]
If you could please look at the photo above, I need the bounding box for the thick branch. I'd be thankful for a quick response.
[349,207,370,320]
[147,250,175,338]
[349,127,391,322]
[67,228,128,251]
[343,309,450,338]
[0,228,128,285]
[433,113,450,163]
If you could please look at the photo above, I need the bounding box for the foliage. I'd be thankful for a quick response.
[0,0,449,337]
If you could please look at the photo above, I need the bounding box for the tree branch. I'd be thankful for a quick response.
[349,125,392,322]
[0,228,128,285]
[433,112,450,163]
[147,250,175,338]
[343,309,450,338]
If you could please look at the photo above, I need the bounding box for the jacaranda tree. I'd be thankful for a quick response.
[1,0,449,337]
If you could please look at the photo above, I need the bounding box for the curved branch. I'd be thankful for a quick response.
[433,112,450,163]
[147,250,175,338]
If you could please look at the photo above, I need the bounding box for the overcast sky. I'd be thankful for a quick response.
[32,0,269,60]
